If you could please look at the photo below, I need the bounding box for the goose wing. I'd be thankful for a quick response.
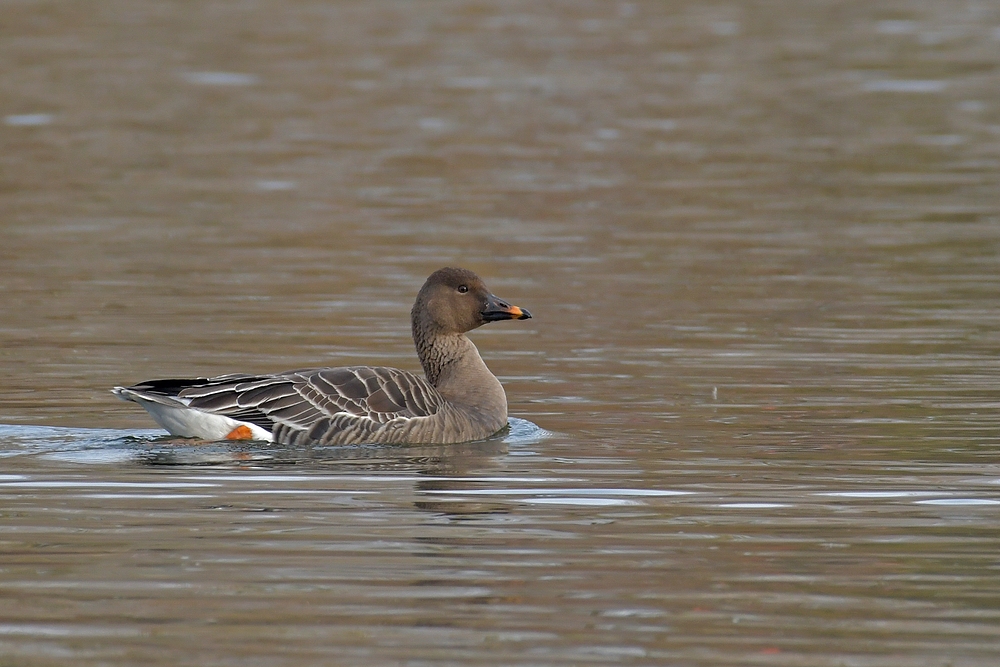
[167,366,444,439]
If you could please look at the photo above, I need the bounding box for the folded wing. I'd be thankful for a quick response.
[126,367,444,443]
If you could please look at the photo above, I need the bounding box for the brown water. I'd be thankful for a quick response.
[3,1,1000,664]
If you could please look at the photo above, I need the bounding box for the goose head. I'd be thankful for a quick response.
[412,267,531,335]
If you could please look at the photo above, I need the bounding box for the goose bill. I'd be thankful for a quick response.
[482,294,532,322]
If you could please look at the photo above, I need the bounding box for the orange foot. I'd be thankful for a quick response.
[225,425,254,440]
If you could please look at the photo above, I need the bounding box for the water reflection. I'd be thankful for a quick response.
[0,418,548,471]
[2,421,1000,665]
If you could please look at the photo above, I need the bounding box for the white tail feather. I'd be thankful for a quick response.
[112,388,273,441]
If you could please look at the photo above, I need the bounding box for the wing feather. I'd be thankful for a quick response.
[121,366,443,443]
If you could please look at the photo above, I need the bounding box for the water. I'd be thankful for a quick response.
[3,1,1000,665]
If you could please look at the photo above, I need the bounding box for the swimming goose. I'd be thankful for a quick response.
[112,267,531,445]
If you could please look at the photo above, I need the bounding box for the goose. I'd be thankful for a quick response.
[112,267,531,445]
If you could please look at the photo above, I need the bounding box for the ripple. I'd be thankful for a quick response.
[0,480,214,488]
[915,498,1000,506]
[520,497,640,506]
[0,424,164,456]
[4,113,53,126]
[254,180,296,191]
[0,418,550,465]
[180,71,258,86]
[0,624,142,638]
[504,417,551,445]
[876,20,918,34]
[862,79,947,93]
[817,491,944,499]
[419,488,692,496]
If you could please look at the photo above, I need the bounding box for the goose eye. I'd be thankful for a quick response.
[457,285,469,294]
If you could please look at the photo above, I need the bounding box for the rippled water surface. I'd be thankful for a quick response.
[3,1,1000,665]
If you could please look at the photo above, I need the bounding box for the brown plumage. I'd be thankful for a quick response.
[112,268,532,445]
